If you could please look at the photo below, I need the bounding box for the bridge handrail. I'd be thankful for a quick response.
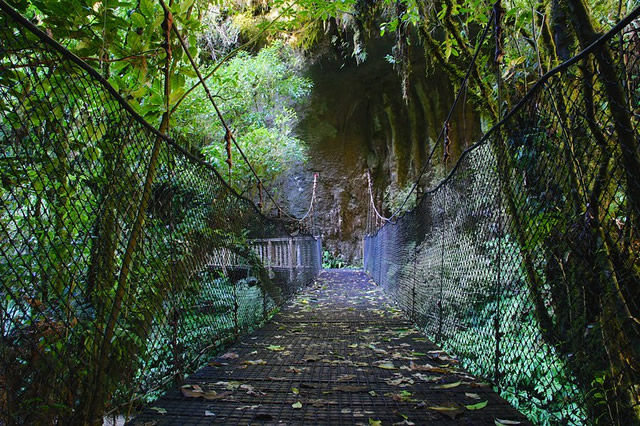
[0,4,322,424]
[365,7,640,425]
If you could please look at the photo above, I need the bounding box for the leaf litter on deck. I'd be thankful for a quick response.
[132,270,531,425]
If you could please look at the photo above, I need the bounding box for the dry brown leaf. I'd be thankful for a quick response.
[337,374,357,382]
[242,359,267,366]
[220,352,238,359]
[433,380,461,389]
[409,361,451,374]
[181,385,232,401]
[303,355,321,362]
[427,401,465,419]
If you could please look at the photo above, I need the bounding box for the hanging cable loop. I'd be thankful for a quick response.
[367,170,391,225]
[493,0,505,66]
[376,8,497,223]
[443,121,451,163]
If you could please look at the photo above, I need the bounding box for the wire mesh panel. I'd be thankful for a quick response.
[365,15,640,425]
[0,6,321,424]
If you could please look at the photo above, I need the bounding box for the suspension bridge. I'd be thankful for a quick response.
[0,2,639,425]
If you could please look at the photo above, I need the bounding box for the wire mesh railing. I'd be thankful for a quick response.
[0,5,321,424]
[365,10,640,425]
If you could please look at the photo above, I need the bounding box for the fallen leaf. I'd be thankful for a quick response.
[216,381,241,390]
[220,352,238,359]
[413,373,441,382]
[303,355,321,362]
[390,391,414,402]
[150,407,167,414]
[204,410,215,416]
[285,366,303,373]
[369,390,378,397]
[181,384,235,400]
[292,401,303,409]
[433,380,461,389]
[267,345,285,351]
[385,376,415,387]
[369,419,382,426]
[292,387,299,395]
[242,359,267,366]
[235,405,261,410]
[495,420,521,425]
[308,398,330,407]
[427,402,464,419]
[409,361,451,373]
[465,400,488,410]
[348,343,358,348]
[376,362,396,370]
[465,392,481,400]
[180,384,206,398]
[240,384,265,396]
[337,374,357,382]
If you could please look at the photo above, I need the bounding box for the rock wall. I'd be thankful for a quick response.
[283,34,481,264]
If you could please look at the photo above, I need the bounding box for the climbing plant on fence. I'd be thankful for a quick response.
[365,8,640,425]
[0,4,321,424]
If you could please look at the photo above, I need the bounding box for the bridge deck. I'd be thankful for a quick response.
[130,270,530,425]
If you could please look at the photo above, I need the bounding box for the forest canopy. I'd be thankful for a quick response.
[9,0,632,200]
[1,0,638,424]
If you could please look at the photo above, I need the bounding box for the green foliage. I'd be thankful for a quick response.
[383,182,417,214]
[322,250,347,269]
[175,41,312,195]
[0,4,313,421]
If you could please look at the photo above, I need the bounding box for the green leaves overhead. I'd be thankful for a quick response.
[178,41,311,196]
[139,0,155,17]
[19,0,203,127]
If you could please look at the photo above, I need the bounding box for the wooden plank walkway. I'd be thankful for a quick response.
[130,270,530,425]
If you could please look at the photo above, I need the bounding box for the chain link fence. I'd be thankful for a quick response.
[365,11,640,425]
[0,5,321,424]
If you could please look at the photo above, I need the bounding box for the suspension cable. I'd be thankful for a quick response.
[367,170,390,224]
[370,9,497,225]
[298,173,318,222]
[159,0,307,222]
